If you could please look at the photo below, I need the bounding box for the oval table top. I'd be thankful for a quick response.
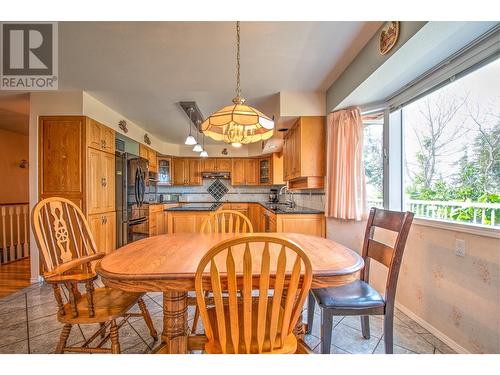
[96,233,364,291]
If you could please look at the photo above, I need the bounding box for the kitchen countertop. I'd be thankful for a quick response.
[164,201,324,215]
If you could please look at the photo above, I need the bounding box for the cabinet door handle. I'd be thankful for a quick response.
[101,177,107,187]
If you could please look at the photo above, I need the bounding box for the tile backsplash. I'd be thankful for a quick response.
[157,180,326,210]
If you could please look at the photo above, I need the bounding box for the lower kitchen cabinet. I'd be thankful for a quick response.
[166,211,211,234]
[276,213,325,238]
[149,203,178,236]
[88,211,116,254]
[248,204,261,232]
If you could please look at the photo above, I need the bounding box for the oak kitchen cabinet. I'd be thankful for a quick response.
[271,152,284,185]
[276,213,325,238]
[149,203,179,236]
[283,116,326,189]
[201,158,232,172]
[139,144,158,173]
[231,158,259,185]
[166,211,211,234]
[88,211,116,254]
[172,158,202,186]
[87,118,115,154]
[248,203,261,231]
[87,148,115,215]
[157,156,172,186]
[39,116,117,253]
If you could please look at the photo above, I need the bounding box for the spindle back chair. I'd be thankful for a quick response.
[31,197,157,353]
[195,234,313,354]
[200,210,253,234]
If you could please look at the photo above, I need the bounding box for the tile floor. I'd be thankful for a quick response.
[0,281,456,354]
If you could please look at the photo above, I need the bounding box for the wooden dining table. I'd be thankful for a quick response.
[96,232,364,354]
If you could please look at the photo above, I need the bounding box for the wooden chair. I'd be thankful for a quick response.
[191,210,254,333]
[31,197,158,354]
[200,209,254,234]
[195,234,313,354]
[307,208,414,354]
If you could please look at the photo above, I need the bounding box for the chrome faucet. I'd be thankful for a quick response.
[279,185,296,208]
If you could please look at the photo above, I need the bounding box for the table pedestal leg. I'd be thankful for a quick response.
[155,291,188,354]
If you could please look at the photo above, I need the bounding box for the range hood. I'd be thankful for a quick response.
[202,172,231,180]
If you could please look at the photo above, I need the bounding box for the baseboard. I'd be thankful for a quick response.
[30,275,43,284]
[395,302,471,354]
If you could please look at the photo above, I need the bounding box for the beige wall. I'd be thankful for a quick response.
[0,129,29,204]
[326,218,500,354]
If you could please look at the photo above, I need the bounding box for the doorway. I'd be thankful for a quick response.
[0,93,31,298]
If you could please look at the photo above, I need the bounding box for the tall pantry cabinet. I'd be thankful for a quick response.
[39,116,116,254]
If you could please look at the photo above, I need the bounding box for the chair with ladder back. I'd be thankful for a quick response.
[307,207,413,354]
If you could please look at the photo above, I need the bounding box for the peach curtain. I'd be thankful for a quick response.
[325,108,366,220]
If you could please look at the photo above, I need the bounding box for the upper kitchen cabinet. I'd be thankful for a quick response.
[259,157,271,185]
[271,152,284,185]
[231,158,259,185]
[216,158,232,172]
[258,154,283,185]
[157,156,172,186]
[172,158,202,186]
[139,144,158,173]
[202,158,232,172]
[87,118,115,154]
[283,116,326,189]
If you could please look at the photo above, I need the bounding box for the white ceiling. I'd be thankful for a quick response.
[58,21,381,144]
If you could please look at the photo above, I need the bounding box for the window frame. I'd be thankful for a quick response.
[359,27,500,234]
[381,58,500,234]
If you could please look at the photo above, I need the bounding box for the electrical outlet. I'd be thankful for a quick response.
[455,239,466,257]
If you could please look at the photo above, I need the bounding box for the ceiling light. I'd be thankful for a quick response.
[201,21,274,146]
[199,133,208,157]
[185,107,198,145]
[193,143,203,152]
[232,142,242,148]
[185,135,196,145]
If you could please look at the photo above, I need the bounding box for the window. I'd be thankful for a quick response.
[363,112,384,208]
[402,58,500,227]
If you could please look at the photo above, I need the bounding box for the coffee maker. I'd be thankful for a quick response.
[268,188,279,203]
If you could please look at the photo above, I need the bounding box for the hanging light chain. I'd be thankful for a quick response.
[235,21,241,99]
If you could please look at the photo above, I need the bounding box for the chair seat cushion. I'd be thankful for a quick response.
[312,280,385,310]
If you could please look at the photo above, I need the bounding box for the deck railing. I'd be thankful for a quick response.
[367,199,499,227]
[0,203,30,264]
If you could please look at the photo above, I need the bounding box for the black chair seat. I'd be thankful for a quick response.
[312,280,385,310]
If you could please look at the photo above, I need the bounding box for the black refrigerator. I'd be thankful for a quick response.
[115,151,155,248]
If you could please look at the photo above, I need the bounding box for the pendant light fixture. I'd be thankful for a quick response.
[201,21,274,147]
[193,129,203,152]
[184,107,197,145]
[200,134,208,157]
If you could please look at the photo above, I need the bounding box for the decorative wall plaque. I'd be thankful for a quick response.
[379,21,400,55]
[118,120,128,133]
